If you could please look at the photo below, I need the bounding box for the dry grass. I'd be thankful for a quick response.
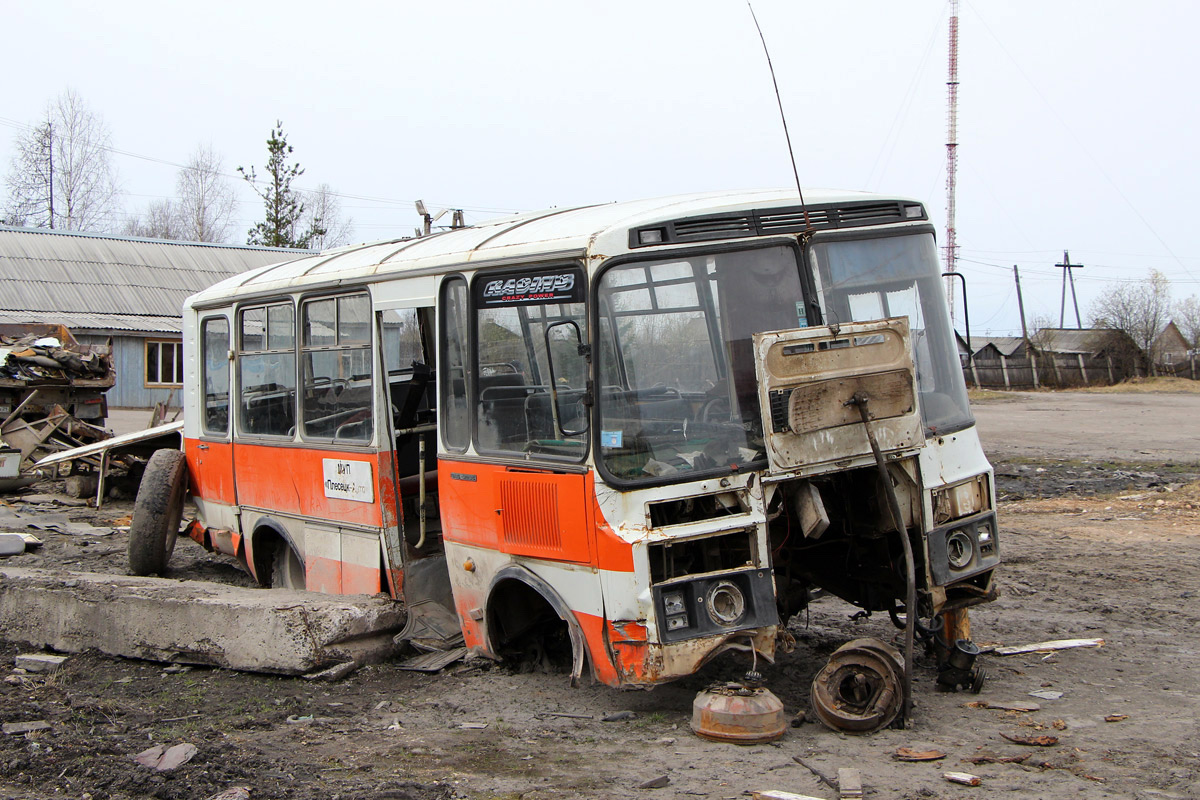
[1078,376,1200,394]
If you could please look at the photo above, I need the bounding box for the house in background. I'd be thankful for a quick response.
[1153,320,1191,371]
[0,226,295,409]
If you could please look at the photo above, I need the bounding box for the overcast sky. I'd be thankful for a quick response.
[2,1,1196,336]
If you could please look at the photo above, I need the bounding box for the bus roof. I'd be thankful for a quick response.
[186,188,920,308]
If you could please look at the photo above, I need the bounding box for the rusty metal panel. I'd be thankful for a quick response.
[753,317,924,475]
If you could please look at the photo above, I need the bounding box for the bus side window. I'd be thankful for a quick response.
[440,278,470,451]
[381,307,434,431]
[238,303,296,437]
[201,316,230,436]
[300,293,373,442]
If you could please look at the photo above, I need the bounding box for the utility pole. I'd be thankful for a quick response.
[1013,265,1029,341]
[944,0,960,322]
[1056,250,1084,328]
[46,122,55,229]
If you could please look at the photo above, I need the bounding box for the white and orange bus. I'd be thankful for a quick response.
[129,189,999,689]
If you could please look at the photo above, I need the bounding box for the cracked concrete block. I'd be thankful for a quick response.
[0,567,405,674]
[14,653,68,673]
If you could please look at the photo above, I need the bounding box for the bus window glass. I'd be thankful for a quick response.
[300,293,373,442]
[473,267,587,458]
[597,245,806,483]
[201,317,229,435]
[440,277,470,450]
[238,302,296,437]
[810,232,972,433]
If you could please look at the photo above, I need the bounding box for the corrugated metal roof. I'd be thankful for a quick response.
[0,226,297,321]
[190,189,903,305]
[1034,328,1126,354]
[968,336,1028,358]
[0,310,181,333]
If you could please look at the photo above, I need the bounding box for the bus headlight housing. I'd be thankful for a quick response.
[652,568,776,643]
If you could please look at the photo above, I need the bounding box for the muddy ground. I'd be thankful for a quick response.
[2,390,1200,800]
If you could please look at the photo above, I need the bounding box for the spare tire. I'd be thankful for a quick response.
[128,449,188,576]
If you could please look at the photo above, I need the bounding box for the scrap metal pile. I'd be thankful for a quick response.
[1,331,111,384]
[0,324,115,482]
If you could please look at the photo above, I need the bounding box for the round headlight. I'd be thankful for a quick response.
[705,581,747,626]
[946,529,974,569]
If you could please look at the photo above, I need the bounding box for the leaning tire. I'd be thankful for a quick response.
[128,449,188,576]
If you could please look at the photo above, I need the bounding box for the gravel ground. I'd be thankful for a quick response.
[1,389,1198,800]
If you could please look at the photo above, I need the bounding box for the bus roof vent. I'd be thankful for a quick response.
[629,201,924,248]
[671,214,756,241]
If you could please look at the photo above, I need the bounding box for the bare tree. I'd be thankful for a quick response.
[177,144,237,243]
[4,89,119,231]
[1089,270,1172,374]
[1174,295,1200,349]
[302,183,354,250]
[122,199,183,240]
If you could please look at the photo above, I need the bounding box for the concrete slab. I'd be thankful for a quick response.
[0,567,405,674]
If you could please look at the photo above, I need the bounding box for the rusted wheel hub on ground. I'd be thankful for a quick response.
[810,637,905,734]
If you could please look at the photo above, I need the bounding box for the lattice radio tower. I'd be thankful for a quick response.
[945,0,960,323]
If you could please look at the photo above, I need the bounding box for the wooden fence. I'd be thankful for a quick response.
[962,353,1136,390]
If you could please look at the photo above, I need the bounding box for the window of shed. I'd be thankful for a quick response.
[145,340,184,386]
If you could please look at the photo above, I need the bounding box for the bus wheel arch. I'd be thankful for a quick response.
[486,566,588,686]
[249,520,305,590]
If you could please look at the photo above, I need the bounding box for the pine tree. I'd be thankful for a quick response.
[239,121,325,249]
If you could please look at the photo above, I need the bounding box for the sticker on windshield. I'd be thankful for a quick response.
[601,430,623,448]
[475,267,584,307]
[795,301,808,328]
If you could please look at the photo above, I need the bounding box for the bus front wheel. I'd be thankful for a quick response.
[271,542,306,590]
[128,449,188,576]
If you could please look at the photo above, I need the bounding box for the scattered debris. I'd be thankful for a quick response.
[459,722,488,730]
[0,533,23,556]
[792,755,838,789]
[1105,714,1129,722]
[992,638,1104,656]
[1000,732,1059,747]
[790,710,807,727]
[286,715,314,724]
[943,771,981,786]
[2,720,51,735]
[14,653,67,674]
[603,710,635,722]
[304,661,358,682]
[637,775,670,789]
[398,646,468,673]
[1029,689,1064,700]
[133,742,198,771]
[837,767,863,799]
[893,747,946,761]
[204,788,251,800]
[964,699,1040,712]
[752,792,826,800]
[535,712,594,720]
[964,753,1030,765]
[162,664,192,674]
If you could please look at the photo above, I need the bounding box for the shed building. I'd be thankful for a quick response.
[0,226,293,409]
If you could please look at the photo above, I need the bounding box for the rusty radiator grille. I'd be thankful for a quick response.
[499,478,563,552]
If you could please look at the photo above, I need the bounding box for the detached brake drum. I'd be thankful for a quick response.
[691,682,786,744]
[810,637,905,734]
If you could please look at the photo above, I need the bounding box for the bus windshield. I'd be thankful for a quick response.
[596,245,809,483]
[810,231,972,434]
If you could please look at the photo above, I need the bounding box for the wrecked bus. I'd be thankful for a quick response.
[130,190,998,689]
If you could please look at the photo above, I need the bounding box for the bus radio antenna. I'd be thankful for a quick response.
[747,2,812,233]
